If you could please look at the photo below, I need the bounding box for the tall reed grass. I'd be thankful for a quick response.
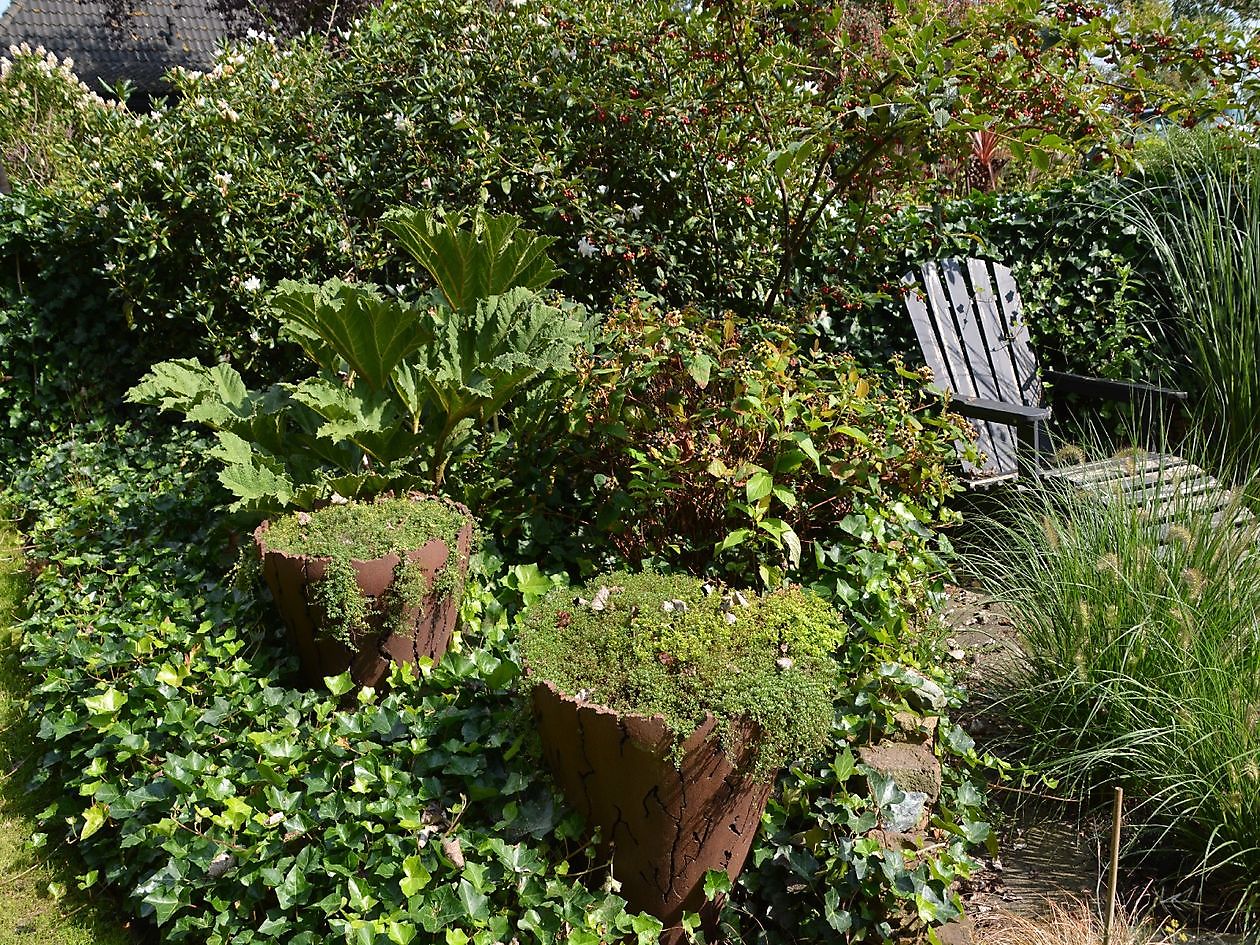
[1122,135,1260,477]
[970,467,1260,927]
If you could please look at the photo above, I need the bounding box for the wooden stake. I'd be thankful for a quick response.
[1104,786,1124,945]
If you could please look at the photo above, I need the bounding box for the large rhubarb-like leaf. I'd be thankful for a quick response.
[271,279,434,391]
[424,287,587,423]
[385,208,562,316]
[127,359,252,425]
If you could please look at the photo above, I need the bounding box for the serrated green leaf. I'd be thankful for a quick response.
[271,279,434,391]
[385,208,562,316]
[687,353,712,388]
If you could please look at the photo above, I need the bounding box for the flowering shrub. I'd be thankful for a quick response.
[0,44,128,190]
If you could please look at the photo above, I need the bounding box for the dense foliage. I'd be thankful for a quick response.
[9,0,1249,939]
[520,571,844,774]
[6,425,990,943]
[2,0,1258,457]
[470,298,969,637]
[129,208,588,509]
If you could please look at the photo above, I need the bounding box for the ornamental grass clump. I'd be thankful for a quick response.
[1122,133,1260,477]
[520,570,846,776]
[970,471,1260,928]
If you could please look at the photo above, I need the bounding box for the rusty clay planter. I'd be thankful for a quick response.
[254,497,474,688]
[532,680,773,943]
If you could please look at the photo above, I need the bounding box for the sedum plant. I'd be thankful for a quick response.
[520,569,847,776]
[128,208,589,511]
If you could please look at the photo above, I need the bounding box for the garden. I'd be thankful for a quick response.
[2,0,1260,943]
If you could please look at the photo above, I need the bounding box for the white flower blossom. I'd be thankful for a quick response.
[626,204,644,221]
[242,276,262,292]
[213,171,232,195]
[576,237,598,258]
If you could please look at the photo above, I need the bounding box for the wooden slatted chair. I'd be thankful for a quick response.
[901,258,1252,531]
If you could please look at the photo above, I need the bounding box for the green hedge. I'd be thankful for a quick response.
[813,174,1172,383]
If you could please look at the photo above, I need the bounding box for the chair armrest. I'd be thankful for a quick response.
[953,395,1052,427]
[1043,370,1188,403]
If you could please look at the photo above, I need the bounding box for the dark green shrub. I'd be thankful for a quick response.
[4,0,1253,458]
[520,570,844,775]
[812,175,1168,382]
[467,297,969,637]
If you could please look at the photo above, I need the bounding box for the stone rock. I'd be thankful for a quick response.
[858,740,943,807]
[889,790,928,832]
[893,711,940,743]
[937,916,974,945]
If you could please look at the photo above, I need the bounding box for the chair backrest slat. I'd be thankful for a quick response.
[988,262,1041,406]
[965,258,1026,406]
[919,261,978,399]
[902,257,1044,484]
[940,260,1001,402]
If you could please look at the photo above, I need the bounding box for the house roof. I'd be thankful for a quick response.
[0,0,228,92]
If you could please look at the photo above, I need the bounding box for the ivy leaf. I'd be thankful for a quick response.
[324,672,355,697]
[824,887,852,932]
[457,879,490,924]
[400,856,432,897]
[80,803,108,840]
[142,886,186,925]
[388,921,418,945]
[631,914,664,943]
[702,869,731,899]
[84,687,127,715]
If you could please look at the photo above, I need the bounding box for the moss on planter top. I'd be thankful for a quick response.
[520,570,846,775]
[261,495,469,561]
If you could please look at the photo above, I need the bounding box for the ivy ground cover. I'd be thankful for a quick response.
[2,424,991,944]
[0,517,135,945]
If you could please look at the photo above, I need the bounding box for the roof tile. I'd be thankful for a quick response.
[0,0,228,91]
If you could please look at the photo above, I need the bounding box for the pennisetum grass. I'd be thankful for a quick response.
[969,456,1260,929]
